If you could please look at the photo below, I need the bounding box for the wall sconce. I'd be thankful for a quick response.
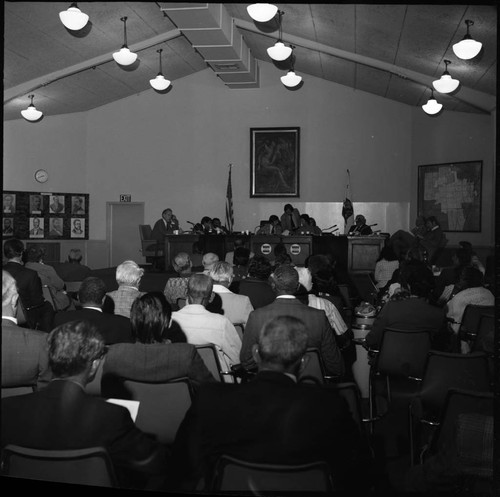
[280,49,302,88]
[150,49,171,91]
[453,20,482,60]
[113,17,138,66]
[421,88,443,115]
[21,94,43,122]
[432,60,459,93]
[267,11,292,61]
[247,3,278,23]
[59,2,89,31]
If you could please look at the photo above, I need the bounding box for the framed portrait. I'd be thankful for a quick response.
[29,194,43,214]
[250,127,300,197]
[29,216,44,238]
[3,193,16,213]
[3,218,14,236]
[70,218,85,238]
[71,195,85,215]
[49,195,65,214]
[418,160,482,232]
[49,217,64,237]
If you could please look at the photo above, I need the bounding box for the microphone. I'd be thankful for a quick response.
[186,221,195,226]
[368,223,378,227]
[323,225,337,231]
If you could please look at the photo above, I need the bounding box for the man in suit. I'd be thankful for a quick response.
[168,315,372,492]
[208,261,254,337]
[2,270,52,391]
[348,214,373,236]
[3,238,55,332]
[49,195,64,213]
[151,208,181,244]
[3,194,15,213]
[256,214,283,235]
[54,276,133,344]
[240,264,344,378]
[280,203,301,234]
[55,248,92,282]
[164,252,193,305]
[1,320,169,490]
[29,216,44,237]
[106,260,145,318]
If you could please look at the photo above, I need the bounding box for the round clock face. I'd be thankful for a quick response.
[35,169,49,183]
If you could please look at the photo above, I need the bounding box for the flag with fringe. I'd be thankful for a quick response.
[225,164,234,233]
[342,169,354,233]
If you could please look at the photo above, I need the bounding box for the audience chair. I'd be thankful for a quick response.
[119,376,193,446]
[408,351,491,466]
[349,273,379,304]
[41,284,57,309]
[471,314,495,381]
[1,385,36,398]
[1,444,118,487]
[368,328,432,422]
[195,343,237,383]
[176,297,187,309]
[15,300,29,327]
[64,280,82,300]
[209,455,335,493]
[458,304,494,344]
[139,224,163,271]
[298,348,339,385]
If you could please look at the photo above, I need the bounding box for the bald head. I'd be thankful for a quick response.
[202,252,219,271]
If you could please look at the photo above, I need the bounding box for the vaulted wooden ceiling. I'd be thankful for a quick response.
[4,2,497,121]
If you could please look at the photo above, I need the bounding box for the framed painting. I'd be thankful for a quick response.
[417,160,482,232]
[250,127,300,197]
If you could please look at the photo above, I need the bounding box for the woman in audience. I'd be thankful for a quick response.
[102,292,216,397]
[374,246,399,292]
[272,242,292,268]
[24,245,74,311]
[237,255,275,309]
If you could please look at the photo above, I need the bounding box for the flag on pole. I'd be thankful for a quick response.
[225,164,234,233]
[342,169,354,234]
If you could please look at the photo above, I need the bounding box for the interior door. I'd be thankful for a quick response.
[106,202,144,267]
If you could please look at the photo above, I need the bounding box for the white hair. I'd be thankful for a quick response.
[116,260,144,286]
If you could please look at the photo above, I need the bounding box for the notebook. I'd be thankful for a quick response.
[106,398,140,422]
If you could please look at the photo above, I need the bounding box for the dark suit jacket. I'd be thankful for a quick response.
[169,371,371,492]
[1,319,52,390]
[348,224,373,236]
[53,307,133,344]
[102,342,216,397]
[280,208,301,232]
[151,217,180,241]
[237,278,276,309]
[1,380,167,480]
[240,297,344,377]
[3,261,44,308]
[54,261,92,282]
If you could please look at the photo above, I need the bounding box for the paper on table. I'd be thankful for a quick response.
[106,398,140,422]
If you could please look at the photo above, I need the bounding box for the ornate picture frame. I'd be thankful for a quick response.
[417,160,482,232]
[250,127,300,197]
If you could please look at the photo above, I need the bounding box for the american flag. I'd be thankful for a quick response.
[225,165,234,233]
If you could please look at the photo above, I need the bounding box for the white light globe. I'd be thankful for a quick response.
[452,39,482,60]
[113,47,138,66]
[21,105,43,122]
[422,98,443,115]
[59,6,89,31]
[432,74,460,94]
[247,4,278,23]
[281,71,302,88]
[267,42,292,61]
[150,75,171,91]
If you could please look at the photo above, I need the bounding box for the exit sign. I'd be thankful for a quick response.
[120,194,131,202]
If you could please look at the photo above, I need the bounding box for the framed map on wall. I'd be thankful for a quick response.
[417,161,482,232]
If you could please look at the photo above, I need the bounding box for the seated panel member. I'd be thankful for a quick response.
[256,215,282,235]
[1,320,169,490]
[280,203,301,234]
[151,208,181,246]
[168,315,373,493]
[348,214,373,236]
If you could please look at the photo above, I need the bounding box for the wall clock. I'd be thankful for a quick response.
[34,169,49,183]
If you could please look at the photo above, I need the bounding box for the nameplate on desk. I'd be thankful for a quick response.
[119,194,131,202]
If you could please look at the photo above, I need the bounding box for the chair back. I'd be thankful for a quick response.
[298,348,326,385]
[15,300,28,326]
[332,382,364,433]
[418,351,491,422]
[1,385,35,398]
[42,285,56,308]
[64,280,82,294]
[177,297,187,309]
[85,357,105,396]
[120,377,192,445]
[376,328,432,380]
[471,314,495,354]
[459,304,494,342]
[1,445,118,487]
[195,343,235,383]
[210,454,334,493]
[139,224,153,240]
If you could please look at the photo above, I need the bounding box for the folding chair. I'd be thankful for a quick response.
[1,445,118,487]
[209,454,334,493]
[195,343,237,383]
[298,348,338,385]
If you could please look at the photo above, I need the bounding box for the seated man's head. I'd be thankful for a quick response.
[247,255,273,281]
[284,204,294,215]
[48,320,106,384]
[3,238,24,260]
[2,270,19,316]
[201,216,212,229]
[162,208,173,222]
[212,218,222,228]
[299,213,311,226]
[252,315,308,376]
[25,246,44,263]
[186,273,213,306]
[68,248,83,263]
[130,292,172,344]
[270,264,299,295]
[355,214,366,226]
[425,216,439,229]
[116,260,144,288]
[173,252,192,275]
[78,277,107,307]
[202,252,219,271]
[209,261,234,287]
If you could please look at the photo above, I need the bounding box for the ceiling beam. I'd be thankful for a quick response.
[234,18,496,114]
[4,29,182,104]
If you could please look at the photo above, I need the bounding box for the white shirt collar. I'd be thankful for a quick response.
[276,295,296,299]
[213,284,232,293]
[82,306,102,312]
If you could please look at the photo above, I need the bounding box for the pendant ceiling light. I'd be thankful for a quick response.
[432,59,460,94]
[150,49,171,91]
[113,17,138,66]
[280,50,302,88]
[59,2,89,31]
[21,94,43,122]
[247,3,278,23]
[421,88,443,115]
[267,11,292,61]
[453,20,482,60]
